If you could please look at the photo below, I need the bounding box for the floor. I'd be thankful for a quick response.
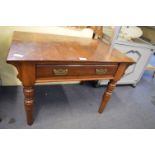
[0,55,155,129]
[0,75,155,129]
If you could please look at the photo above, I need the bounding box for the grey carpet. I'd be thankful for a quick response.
[0,71,155,129]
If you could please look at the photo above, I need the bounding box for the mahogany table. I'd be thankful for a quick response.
[7,31,134,125]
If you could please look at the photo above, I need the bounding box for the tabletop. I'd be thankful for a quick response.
[7,31,134,64]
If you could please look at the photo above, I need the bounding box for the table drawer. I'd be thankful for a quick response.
[36,64,118,78]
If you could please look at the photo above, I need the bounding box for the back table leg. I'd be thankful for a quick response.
[23,86,34,125]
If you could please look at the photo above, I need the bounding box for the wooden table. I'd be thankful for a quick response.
[7,31,134,125]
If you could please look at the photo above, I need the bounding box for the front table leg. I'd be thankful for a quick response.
[98,80,117,113]
[98,63,128,113]
[23,86,34,125]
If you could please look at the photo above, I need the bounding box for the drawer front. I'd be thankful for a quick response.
[36,64,118,78]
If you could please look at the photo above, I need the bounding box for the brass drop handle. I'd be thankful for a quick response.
[53,69,68,76]
[96,68,108,75]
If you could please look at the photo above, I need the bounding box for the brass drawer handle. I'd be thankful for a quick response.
[96,68,108,75]
[53,69,68,76]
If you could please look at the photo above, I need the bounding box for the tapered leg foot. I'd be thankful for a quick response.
[98,80,117,113]
[23,86,34,125]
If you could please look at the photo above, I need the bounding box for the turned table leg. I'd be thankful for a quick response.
[23,86,34,125]
[98,80,117,113]
[98,63,128,113]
